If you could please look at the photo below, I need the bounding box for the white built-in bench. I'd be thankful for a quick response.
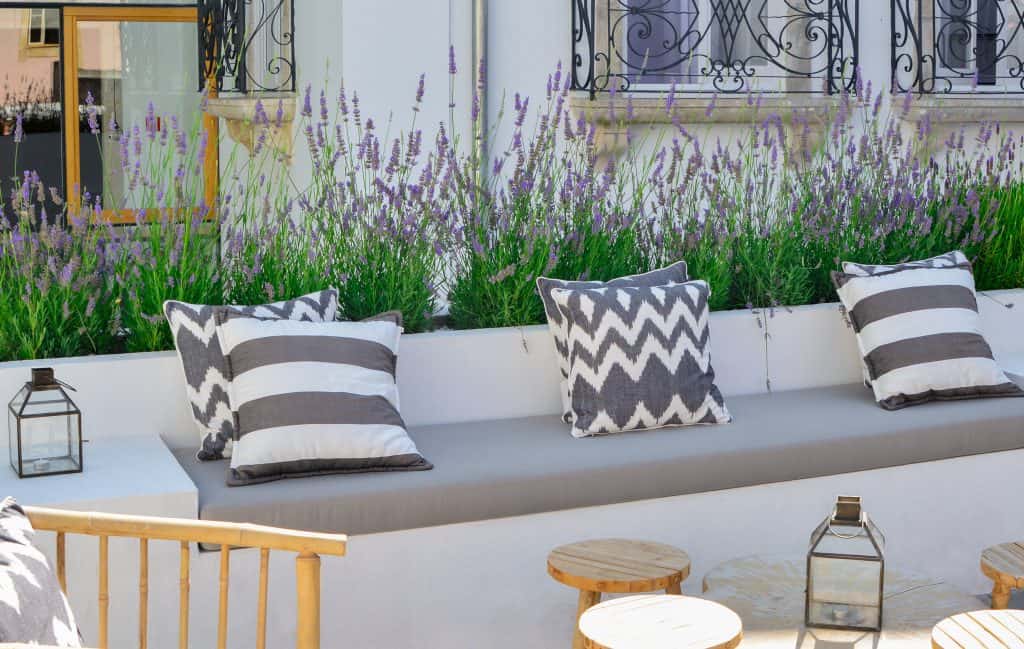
[175,383,1024,536]
[1,292,1022,649]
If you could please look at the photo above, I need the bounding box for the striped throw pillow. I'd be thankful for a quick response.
[216,311,431,485]
[536,261,689,423]
[840,252,968,386]
[833,251,1023,410]
[164,289,339,461]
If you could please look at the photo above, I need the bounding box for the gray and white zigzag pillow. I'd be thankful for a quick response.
[536,261,689,423]
[0,498,81,647]
[164,289,339,460]
[553,280,731,437]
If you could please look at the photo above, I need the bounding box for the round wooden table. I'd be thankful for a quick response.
[548,539,691,649]
[981,543,1024,609]
[932,610,1024,648]
[701,555,983,649]
[578,594,742,649]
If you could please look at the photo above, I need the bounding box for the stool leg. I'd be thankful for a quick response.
[992,583,1012,610]
[573,590,601,649]
[666,581,682,595]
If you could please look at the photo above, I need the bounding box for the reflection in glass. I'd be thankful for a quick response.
[76,19,200,209]
[0,8,63,220]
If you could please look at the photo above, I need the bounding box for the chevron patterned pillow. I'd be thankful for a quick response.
[0,498,81,647]
[536,261,689,423]
[163,289,339,461]
[552,280,731,437]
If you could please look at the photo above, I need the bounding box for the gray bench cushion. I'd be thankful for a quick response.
[173,383,1024,536]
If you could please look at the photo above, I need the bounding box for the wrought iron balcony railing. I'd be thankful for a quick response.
[571,0,860,96]
[198,0,295,94]
[892,0,1024,93]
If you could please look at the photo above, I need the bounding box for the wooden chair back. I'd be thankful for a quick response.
[25,507,347,649]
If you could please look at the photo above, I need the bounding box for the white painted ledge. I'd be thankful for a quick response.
[0,290,1021,450]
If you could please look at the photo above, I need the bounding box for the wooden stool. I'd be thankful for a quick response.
[547,539,691,649]
[579,594,742,649]
[981,543,1024,609]
[932,610,1024,648]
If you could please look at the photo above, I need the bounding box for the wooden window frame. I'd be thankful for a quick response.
[61,5,218,222]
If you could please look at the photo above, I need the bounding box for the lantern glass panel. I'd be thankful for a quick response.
[9,385,81,477]
[807,556,882,629]
[7,387,24,471]
[813,524,879,557]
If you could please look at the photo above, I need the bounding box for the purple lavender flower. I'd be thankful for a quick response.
[85,92,100,135]
[302,85,313,118]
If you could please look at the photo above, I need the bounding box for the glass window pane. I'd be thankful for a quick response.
[75,19,200,208]
[43,9,60,45]
[0,8,64,220]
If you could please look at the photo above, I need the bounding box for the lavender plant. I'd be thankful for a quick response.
[93,100,223,353]
[0,177,120,361]
[448,64,650,329]
[3,59,1024,364]
[292,79,450,332]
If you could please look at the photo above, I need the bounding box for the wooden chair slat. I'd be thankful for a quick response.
[218,544,230,649]
[55,532,66,594]
[98,536,109,649]
[179,541,189,649]
[139,538,148,649]
[296,552,321,649]
[257,547,270,649]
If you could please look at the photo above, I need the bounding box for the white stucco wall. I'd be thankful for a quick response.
[274,1,1024,195]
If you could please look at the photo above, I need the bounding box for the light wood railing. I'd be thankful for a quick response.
[24,507,347,649]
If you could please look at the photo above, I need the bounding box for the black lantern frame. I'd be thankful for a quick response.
[805,496,885,632]
[8,368,83,479]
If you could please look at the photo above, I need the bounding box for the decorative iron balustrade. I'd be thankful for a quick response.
[893,0,1024,93]
[572,0,859,96]
[198,0,295,94]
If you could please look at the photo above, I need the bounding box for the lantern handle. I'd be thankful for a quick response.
[827,506,866,539]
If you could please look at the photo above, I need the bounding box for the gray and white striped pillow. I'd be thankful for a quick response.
[216,311,431,486]
[536,261,689,423]
[164,289,339,461]
[833,251,1023,410]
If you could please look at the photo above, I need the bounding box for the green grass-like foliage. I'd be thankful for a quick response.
[2,68,1024,363]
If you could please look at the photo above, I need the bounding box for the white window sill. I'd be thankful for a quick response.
[899,95,1024,123]
[570,93,838,125]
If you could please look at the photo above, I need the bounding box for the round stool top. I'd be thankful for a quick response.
[579,594,742,649]
[547,539,691,593]
[932,610,1024,648]
[981,543,1024,588]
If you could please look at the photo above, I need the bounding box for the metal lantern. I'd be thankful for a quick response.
[7,368,82,478]
[806,496,885,632]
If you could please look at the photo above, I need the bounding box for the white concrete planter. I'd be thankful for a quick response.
[1,290,1023,649]
[1,291,1022,450]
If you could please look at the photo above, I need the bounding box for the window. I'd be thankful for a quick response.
[624,0,762,89]
[27,8,60,47]
[572,0,858,95]
[893,0,1024,93]
[937,0,998,84]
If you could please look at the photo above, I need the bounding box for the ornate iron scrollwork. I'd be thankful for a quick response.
[198,0,295,94]
[893,0,1024,93]
[571,0,859,95]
